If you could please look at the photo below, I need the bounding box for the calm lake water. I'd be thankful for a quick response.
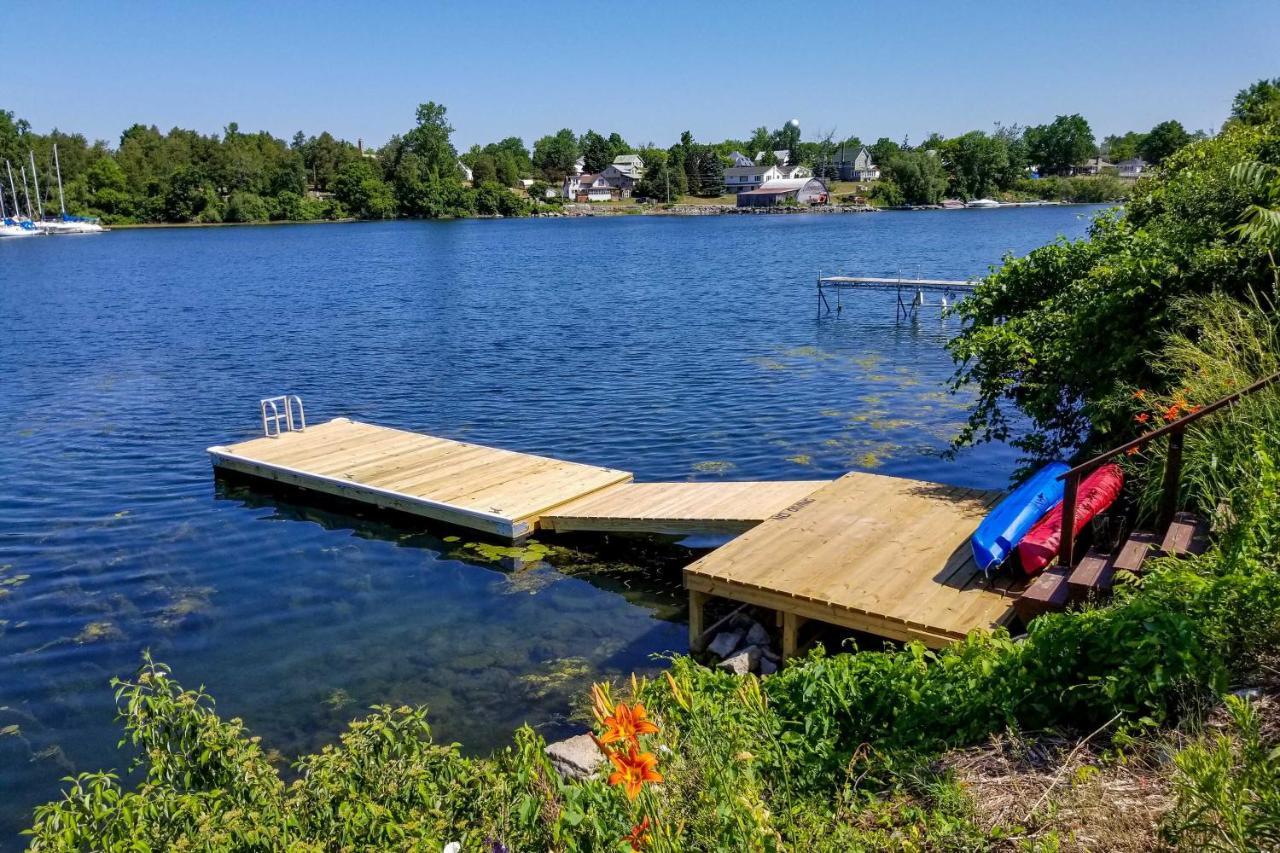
[0,205,1102,843]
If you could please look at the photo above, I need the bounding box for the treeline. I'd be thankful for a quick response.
[4,85,1270,223]
[0,103,532,224]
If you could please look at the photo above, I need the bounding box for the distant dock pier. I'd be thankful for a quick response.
[817,275,978,319]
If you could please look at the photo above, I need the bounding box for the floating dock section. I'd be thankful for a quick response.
[685,472,1020,650]
[210,411,1020,649]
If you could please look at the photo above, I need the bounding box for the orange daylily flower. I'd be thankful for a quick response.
[623,816,652,851]
[1135,412,1150,424]
[608,744,664,800]
[1162,404,1182,422]
[1133,389,1146,400]
[1126,446,1141,456]
[599,702,660,746]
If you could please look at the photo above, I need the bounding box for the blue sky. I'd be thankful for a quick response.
[5,0,1279,150]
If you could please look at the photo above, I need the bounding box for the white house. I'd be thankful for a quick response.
[599,162,640,195]
[723,164,784,193]
[755,149,791,165]
[777,163,813,180]
[1073,157,1114,176]
[610,154,645,179]
[727,150,754,167]
[562,172,625,201]
[573,157,586,175]
[1118,157,1148,179]
[835,146,879,181]
[459,161,474,183]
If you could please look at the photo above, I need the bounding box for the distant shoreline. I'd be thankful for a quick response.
[100,200,1110,230]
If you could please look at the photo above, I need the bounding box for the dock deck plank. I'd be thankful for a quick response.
[683,472,1017,649]
[209,418,633,538]
[540,481,828,536]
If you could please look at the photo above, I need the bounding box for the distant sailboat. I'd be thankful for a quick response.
[0,167,38,237]
[35,144,105,233]
[36,144,105,234]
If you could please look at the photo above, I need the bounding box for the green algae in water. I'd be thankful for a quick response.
[505,567,563,595]
[786,454,813,466]
[781,345,836,361]
[749,357,788,371]
[850,354,884,370]
[692,460,736,475]
[323,689,353,710]
[463,540,561,563]
[519,657,591,700]
[819,408,844,418]
[856,451,885,468]
[867,418,914,432]
[76,621,123,644]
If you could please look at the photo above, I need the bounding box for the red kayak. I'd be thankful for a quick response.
[1017,463,1124,575]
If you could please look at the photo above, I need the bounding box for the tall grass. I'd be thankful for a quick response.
[1130,289,1280,522]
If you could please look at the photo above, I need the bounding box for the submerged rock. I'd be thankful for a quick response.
[718,645,761,675]
[545,733,605,781]
[706,630,744,659]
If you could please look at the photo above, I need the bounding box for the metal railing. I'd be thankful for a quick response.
[260,395,306,438]
[1055,370,1280,570]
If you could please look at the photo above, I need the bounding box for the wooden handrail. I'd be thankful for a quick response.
[1054,369,1280,570]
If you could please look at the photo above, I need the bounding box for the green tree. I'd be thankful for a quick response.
[579,130,612,173]
[747,126,771,159]
[635,147,681,201]
[224,190,272,222]
[532,128,578,180]
[939,131,1009,199]
[1139,120,1193,165]
[868,137,901,168]
[1230,78,1280,126]
[403,102,460,182]
[949,117,1277,461]
[1102,130,1147,162]
[470,151,498,184]
[1024,114,1095,175]
[882,150,947,205]
[333,159,396,219]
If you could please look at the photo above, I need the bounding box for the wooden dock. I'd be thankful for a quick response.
[684,472,1021,650]
[210,413,1021,649]
[208,418,633,539]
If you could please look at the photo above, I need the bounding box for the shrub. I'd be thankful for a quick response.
[1162,696,1280,851]
[950,118,1279,464]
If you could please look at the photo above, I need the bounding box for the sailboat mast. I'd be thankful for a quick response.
[29,150,44,220]
[5,161,18,219]
[20,165,35,220]
[0,174,7,219]
[53,143,66,216]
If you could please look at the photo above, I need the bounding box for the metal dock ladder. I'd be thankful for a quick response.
[260,395,306,437]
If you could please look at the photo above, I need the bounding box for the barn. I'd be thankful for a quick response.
[735,177,829,208]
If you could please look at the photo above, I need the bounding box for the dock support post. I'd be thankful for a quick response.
[781,612,806,658]
[688,589,708,653]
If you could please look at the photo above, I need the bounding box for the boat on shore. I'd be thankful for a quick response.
[966,198,1002,209]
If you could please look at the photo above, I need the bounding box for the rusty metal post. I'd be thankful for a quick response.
[1058,471,1079,570]
[1160,425,1185,528]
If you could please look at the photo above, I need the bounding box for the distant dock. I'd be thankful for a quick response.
[816,275,977,318]
[209,398,1021,650]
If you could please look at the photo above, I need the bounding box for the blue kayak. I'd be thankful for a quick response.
[971,461,1070,573]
